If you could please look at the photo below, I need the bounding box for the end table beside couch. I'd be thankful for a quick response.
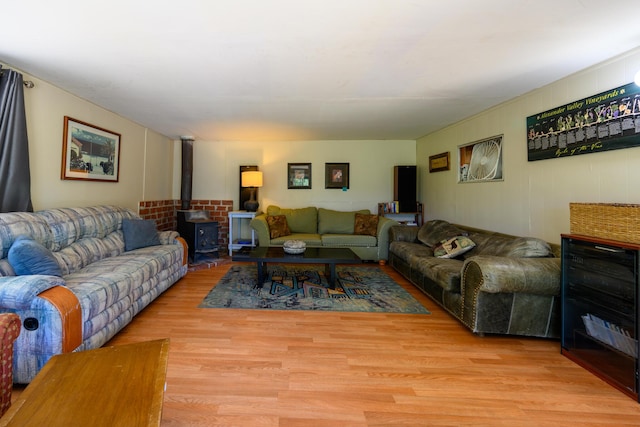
[389,220,561,338]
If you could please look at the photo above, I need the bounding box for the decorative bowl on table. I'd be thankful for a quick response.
[283,240,306,254]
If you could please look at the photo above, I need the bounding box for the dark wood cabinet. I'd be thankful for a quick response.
[561,234,639,401]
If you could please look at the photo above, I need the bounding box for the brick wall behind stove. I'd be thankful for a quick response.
[138,199,233,250]
[139,200,179,231]
[189,200,233,247]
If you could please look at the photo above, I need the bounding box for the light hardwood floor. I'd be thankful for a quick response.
[16,262,640,426]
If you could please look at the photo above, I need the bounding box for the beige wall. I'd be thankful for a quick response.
[417,47,640,244]
[11,67,175,212]
[11,62,416,214]
[19,42,640,232]
[172,139,417,213]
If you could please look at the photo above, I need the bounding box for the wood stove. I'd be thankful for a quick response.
[177,210,219,263]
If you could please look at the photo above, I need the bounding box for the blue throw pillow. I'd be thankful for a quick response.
[122,219,161,251]
[8,236,62,276]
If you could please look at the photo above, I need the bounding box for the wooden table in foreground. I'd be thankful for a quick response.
[233,246,362,289]
[0,339,170,427]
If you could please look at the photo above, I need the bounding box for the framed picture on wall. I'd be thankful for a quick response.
[428,152,450,172]
[61,116,120,182]
[287,163,312,189]
[325,163,349,189]
[458,135,503,183]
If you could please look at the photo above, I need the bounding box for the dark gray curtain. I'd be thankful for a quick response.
[0,66,33,212]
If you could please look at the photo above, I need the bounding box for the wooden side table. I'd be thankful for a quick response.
[0,339,170,427]
[377,202,423,226]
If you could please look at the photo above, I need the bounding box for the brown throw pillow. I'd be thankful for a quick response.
[266,215,291,239]
[354,213,379,237]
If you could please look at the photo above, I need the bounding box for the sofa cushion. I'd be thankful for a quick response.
[321,234,376,247]
[317,208,369,234]
[410,254,463,293]
[267,206,317,234]
[41,206,137,251]
[417,220,467,248]
[504,237,553,257]
[271,233,322,246]
[389,241,434,263]
[433,236,476,259]
[354,213,379,237]
[467,233,552,258]
[122,219,161,251]
[8,236,62,276]
[266,215,291,239]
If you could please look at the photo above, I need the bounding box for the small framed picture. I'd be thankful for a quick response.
[325,163,349,189]
[61,116,120,182]
[288,163,312,189]
[428,152,450,173]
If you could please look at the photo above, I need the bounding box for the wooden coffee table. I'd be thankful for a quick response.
[233,246,362,289]
[0,339,169,427]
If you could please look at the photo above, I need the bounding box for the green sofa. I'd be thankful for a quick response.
[389,220,561,338]
[250,205,399,262]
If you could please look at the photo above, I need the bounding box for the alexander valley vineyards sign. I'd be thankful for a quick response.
[527,82,640,161]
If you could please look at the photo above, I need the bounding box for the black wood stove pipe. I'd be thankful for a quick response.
[180,136,194,210]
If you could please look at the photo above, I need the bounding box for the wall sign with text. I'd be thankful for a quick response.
[527,82,640,161]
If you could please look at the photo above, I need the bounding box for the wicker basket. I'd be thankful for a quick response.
[570,203,640,244]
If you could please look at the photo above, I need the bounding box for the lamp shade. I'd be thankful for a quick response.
[241,171,263,187]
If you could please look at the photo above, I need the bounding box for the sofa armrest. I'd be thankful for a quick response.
[157,231,188,266]
[375,217,400,260]
[388,225,419,243]
[461,255,561,296]
[250,214,271,247]
[158,230,180,245]
[0,313,20,417]
[0,275,66,310]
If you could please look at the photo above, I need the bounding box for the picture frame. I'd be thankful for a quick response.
[428,152,450,172]
[287,163,312,189]
[527,82,640,161]
[61,116,120,182]
[325,163,349,189]
[458,135,503,183]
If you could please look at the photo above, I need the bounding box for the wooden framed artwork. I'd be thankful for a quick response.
[61,116,120,182]
[325,163,349,189]
[458,135,503,183]
[428,152,450,172]
[287,163,311,189]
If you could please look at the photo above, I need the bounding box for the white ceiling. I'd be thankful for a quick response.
[3,1,640,142]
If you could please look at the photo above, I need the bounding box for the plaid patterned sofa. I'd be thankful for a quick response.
[0,206,187,383]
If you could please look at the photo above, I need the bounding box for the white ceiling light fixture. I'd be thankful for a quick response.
[634,70,640,86]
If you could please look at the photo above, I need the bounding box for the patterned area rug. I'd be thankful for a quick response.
[199,264,430,314]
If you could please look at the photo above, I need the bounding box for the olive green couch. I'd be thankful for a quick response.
[250,205,399,262]
[389,220,561,338]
